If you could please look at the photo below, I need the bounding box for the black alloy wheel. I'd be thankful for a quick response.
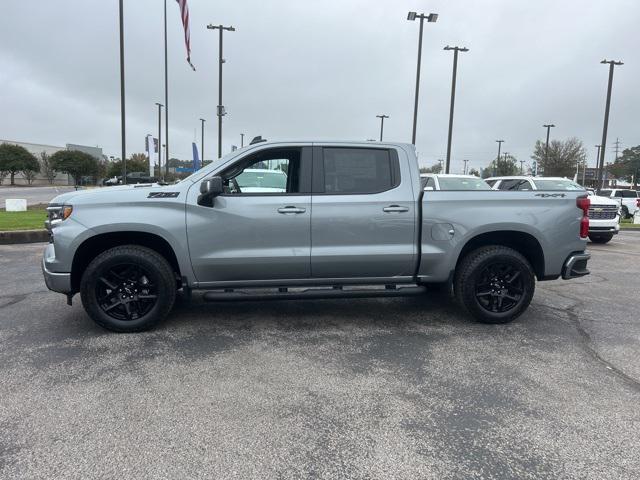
[96,263,158,321]
[80,245,176,332]
[455,245,535,324]
[474,262,524,314]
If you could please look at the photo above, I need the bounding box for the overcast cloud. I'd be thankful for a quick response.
[0,0,638,173]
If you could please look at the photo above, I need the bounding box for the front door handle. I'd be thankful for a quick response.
[277,206,306,214]
[383,205,409,213]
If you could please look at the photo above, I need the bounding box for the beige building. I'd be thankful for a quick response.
[0,139,105,186]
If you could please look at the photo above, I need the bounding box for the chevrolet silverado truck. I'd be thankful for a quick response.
[43,141,591,332]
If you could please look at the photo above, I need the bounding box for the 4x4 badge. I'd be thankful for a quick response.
[534,193,566,198]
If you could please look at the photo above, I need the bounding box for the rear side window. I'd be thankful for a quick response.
[621,190,637,198]
[498,179,528,190]
[485,180,497,187]
[322,148,397,194]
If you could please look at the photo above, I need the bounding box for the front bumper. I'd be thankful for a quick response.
[588,218,619,235]
[42,245,72,294]
[562,252,591,280]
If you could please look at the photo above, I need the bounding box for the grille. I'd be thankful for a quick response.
[588,205,618,220]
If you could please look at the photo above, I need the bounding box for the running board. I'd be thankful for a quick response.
[202,285,427,303]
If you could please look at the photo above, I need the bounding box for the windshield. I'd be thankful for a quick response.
[532,179,585,191]
[437,177,491,190]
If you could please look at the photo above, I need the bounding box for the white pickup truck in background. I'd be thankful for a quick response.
[486,176,620,244]
[598,189,639,219]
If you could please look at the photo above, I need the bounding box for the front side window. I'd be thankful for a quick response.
[221,149,301,194]
[323,148,395,194]
[498,179,521,190]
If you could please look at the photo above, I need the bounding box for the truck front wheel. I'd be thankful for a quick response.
[80,245,177,332]
[454,246,535,324]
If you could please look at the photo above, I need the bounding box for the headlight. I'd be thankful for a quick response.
[45,204,73,230]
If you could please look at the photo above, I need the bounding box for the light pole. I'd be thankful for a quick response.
[199,118,206,164]
[207,23,236,158]
[438,159,444,172]
[520,160,525,174]
[495,140,504,176]
[543,124,555,174]
[597,59,623,191]
[443,45,469,174]
[376,114,389,141]
[407,11,438,145]
[463,159,469,175]
[240,133,244,148]
[118,0,126,184]
[155,103,163,179]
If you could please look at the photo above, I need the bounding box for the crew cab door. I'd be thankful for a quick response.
[186,147,312,284]
[310,146,416,279]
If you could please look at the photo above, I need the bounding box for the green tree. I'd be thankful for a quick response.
[0,143,39,185]
[468,168,480,177]
[51,150,100,186]
[40,151,57,185]
[608,145,640,189]
[483,154,519,178]
[531,137,586,178]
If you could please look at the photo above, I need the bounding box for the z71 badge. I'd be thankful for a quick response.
[148,192,180,198]
[534,193,566,198]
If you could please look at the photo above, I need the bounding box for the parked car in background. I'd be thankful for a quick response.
[43,141,591,332]
[420,174,491,191]
[598,189,639,219]
[103,176,122,186]
[486,176,620,244]
[126,171,156,184]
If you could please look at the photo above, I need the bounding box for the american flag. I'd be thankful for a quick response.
[176,0,195,70]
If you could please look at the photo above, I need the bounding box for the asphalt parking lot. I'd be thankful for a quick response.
[1,233,639,479]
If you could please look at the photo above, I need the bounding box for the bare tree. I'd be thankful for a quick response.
[40,151,57,185]
[531,137,586,177]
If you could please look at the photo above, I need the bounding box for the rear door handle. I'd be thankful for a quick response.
[383,205,409,213]
[277,206,306,214]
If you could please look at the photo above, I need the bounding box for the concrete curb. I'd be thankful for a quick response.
[620,227,640,232]
[0,229,49,245]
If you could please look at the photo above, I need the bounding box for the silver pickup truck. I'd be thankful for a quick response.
[42,141,591,332]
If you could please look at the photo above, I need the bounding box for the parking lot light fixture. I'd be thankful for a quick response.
[407,11,438,145]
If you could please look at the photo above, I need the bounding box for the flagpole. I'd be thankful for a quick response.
[119,0,127,184]
[164,0,169,179]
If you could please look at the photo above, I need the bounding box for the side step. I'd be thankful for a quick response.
[202,285,427,303]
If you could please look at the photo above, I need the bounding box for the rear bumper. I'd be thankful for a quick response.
[562,252,591,280]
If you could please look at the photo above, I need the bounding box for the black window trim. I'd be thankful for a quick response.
[311,146,401,195]
[217,146,312,197]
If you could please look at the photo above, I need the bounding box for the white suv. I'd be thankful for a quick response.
[598,189,639,219]
[486,176,621,244]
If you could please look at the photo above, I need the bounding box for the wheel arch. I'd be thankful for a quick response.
[455,230,545,280]
[71,231,182,292]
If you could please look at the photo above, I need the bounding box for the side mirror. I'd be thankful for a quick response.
[198,176,224,206]
[200,176,223,196]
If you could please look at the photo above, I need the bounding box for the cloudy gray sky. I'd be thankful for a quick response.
[1,0,638,173]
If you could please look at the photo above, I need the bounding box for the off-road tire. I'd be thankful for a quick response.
[80,245,176,332]
[454,245,535,324]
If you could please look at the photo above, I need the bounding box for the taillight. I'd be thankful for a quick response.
[636,198,640,208]
[577,196,590,238]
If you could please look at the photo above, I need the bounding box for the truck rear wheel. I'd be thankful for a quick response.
[454,246,535,324]
[80,245,176,332]
[588,233,613,244]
